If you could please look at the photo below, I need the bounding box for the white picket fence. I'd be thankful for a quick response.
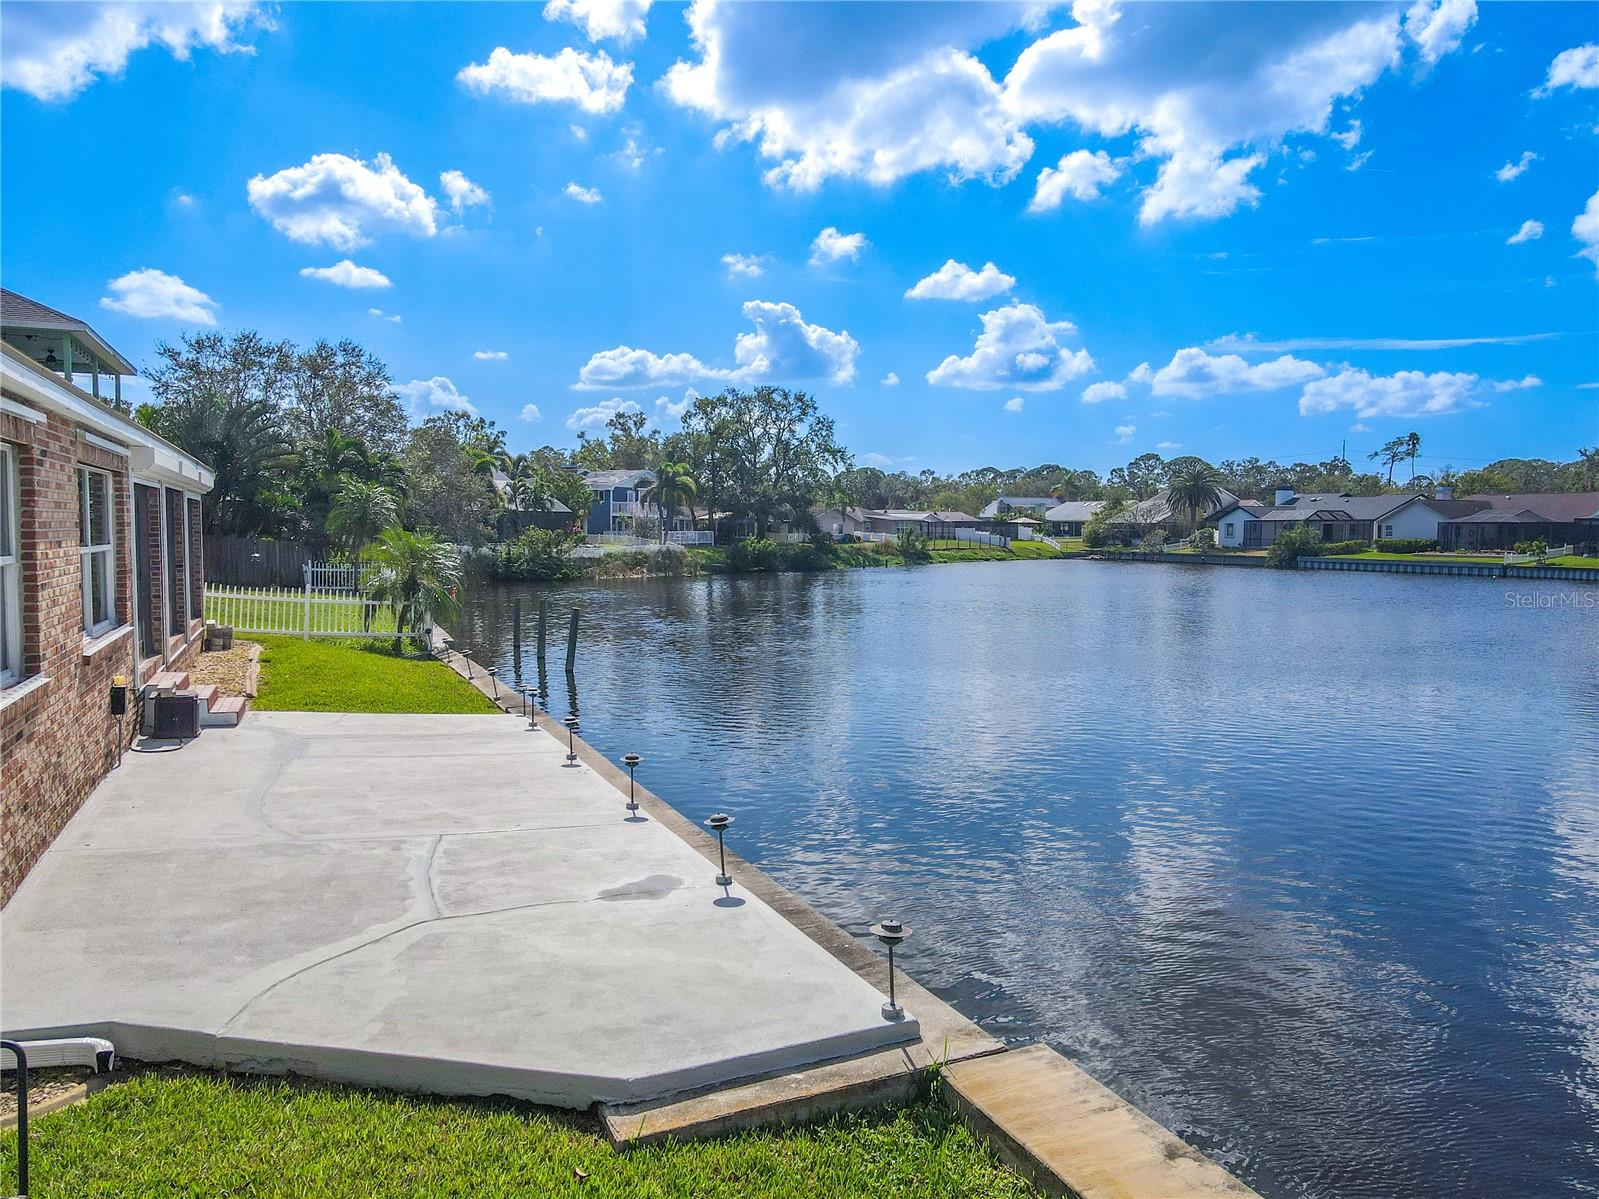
[1016,528,1061,549]
[205,585,405,639]
[303,561,363,591]
[1505,543,1572,565]
[666,530,714,545]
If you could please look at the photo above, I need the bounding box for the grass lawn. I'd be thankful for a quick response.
[1545,555,1599,569]
[0,1070,1035,1199]
[253,635,499,714]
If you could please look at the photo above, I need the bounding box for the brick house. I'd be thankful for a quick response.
[1,290,214,904]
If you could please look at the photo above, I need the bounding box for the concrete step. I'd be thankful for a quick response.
[201,696,247,728]
[943,1045,1259,1199]
[145,670,190,692]
[192,683,219,705]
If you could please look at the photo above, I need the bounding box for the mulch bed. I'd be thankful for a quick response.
[188,640,262,697]
[0,1065,93,1122]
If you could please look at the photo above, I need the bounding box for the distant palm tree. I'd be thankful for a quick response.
[641,461,699,543]
[1167,461,1224,534]
[326,477,399,556]
[363,527,462,651]
[1405,431,1421,482]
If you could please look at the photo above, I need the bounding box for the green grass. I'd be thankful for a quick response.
[0,1070,1036,1199]
[253,636,498,714]
[1544,555,1599,569]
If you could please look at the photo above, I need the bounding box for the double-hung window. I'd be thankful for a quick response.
[0,444,21,685]
[79,466,115,636]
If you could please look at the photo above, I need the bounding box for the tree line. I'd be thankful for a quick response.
[138,329,1599,555]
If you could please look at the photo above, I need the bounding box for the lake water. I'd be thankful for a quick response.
[456,561,1599,1199]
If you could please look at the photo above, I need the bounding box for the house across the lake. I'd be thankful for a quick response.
[977,495,1056,519]
[860,509,980,538]
[1437,492,1599,552]
[1,288,215,904]
[811,505,872,537]
[1208,488,1476,549]
[581,468,654,535]
[1043,499,1107,537]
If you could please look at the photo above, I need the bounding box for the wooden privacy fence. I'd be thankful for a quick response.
[204,585,407,639]
[205,536,318,587]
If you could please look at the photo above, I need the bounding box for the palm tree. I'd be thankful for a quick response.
[362,527,462,652]
[1167,461,1224,534]
[1405,431,1421,482]
[641,461,699,543]
[326,477,399,556]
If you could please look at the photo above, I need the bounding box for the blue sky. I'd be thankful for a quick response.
[3,0,1596,476]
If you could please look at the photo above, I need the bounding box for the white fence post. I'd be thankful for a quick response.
[303,570,311,640]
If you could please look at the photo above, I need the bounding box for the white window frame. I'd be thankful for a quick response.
[0,444,21,686]
[78,465,116,637]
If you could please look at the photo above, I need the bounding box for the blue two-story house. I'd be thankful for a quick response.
[582,468,655,535]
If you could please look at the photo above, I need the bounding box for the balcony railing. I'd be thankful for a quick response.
[610,501,645,517]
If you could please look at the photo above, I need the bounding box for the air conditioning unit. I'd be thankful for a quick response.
[150,692,200,741]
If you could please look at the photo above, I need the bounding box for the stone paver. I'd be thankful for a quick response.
[1,713,918,1107]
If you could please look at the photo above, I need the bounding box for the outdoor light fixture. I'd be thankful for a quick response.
[488,667,500,699]
[871,919,912,1022]
[442,637,456,661]
[563,715,579,763]
[622,753,642,815]
[705,812,734,886]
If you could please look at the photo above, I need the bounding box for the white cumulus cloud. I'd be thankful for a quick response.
[722,253,763,278]
[565,182,603,204]
[1114,424,1136,443]
[1507,220,1543,245]
[1495,150,1538,182]
[457,46,632,115]
[1003,2,1433,225]
[1298,368,1485,418]
[520,403,542,422]
[1151,347,1325,397]
[1574,188,1599,274]
[1,0,266,102]
[398,376,477,416]
[905,260,1015,301]
[474,350,509,361]
[367,308,402,323]
[1029,149,1122,211]
[439,169,490,213]
[1493,375,1541,392]
[1403,0,1477,67]
[1004,396,1025,413]
[248,152,438,250]
[926,302,1094,392]
[577,300,858,389]
[100,268,219,324]
[655,389,697,420]
[665,2,1035,191]
[298,260,391,289]
[1537,44,1599,95]
[567,397,642,430]
[810,227,867,265]
[881,372,900,386]
[1081,380,1126,404]
[543,0,652,44]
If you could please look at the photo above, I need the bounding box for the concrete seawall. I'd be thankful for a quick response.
[439,630,1261,1197]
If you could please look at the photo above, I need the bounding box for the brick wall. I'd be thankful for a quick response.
[0,405,201,905]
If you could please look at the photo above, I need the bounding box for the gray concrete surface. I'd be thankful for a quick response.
[0,712,918,1107]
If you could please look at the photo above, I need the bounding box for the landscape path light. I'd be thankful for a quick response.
[871,919,912,1022]
[487,667,500,699]
[563,715,580,764]
[622,753,642,815]
[705,813,734,886]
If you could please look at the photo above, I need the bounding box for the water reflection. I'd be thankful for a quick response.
[460,564,1599,1198]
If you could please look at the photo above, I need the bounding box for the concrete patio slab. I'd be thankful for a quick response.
[1,713,919,1107]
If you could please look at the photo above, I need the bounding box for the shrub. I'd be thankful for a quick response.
[1139,530,1165,553]
[895,528,931,562]
[464,528,581,581]
[1512,539,1548,560]
[1374,538,1437,554]
[1266,524,1323,568]
[727,537,781,572]
[780,542,835,572]
[1189,528,1216,552]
